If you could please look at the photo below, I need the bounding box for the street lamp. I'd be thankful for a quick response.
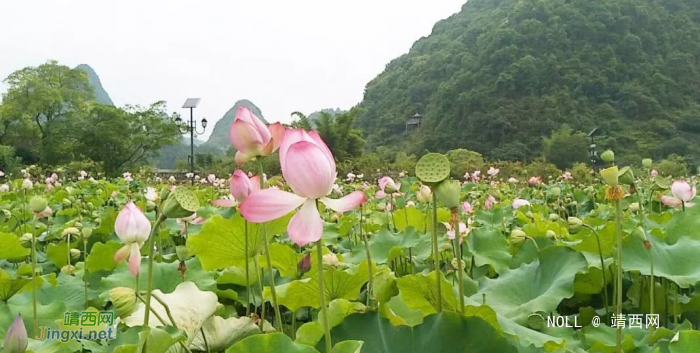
[174,98,207,184]
[588,127,599,174]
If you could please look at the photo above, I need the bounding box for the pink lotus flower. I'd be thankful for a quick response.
[512,198,531,209]
[212,170,261,207]
[528,176,542,186]
[562,171,573,180]
[113,201,152,275]
[444,221,469,241]
[661,180,696,208]
[406,200,416,207]
[484,195,496,210]
[4,315,27,353]
[375,176,401,199]
[650,169,658,178]
[177,213,205,235]
[144,187,158,201]
[508,177,518,183]
[78,170,87,180]
[461,201,473,214]
[207,174,217,183]
[36,206,52,218]
[487,167,500,176]
[471,170,481,182]
[241,129,367,247]
[229,106,285,165]
[0,184,9,192]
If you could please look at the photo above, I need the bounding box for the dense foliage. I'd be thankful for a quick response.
[355,0,700,167]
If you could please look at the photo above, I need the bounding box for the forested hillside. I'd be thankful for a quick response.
[356,0,700,166]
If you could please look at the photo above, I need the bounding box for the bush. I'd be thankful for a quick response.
[656,154,688,177]
[570,163,594,183]
[445,149,484,179]
[0,146,24,176]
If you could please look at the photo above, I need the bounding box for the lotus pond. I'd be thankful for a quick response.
[1,140,700,353]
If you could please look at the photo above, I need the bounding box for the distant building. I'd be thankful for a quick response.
[406,113,422,132]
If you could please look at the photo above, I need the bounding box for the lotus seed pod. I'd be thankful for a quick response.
[628,202,640,212]
[176,245,189,262]
[61,227,80,238]
[510,229,528,245]
[551,187,561,198]
[600,150,615,163]
[110,287,137,318]
[20,233,34,248]
[61,265,75,275]
[70,249,81,261]
[146,200,156,212]
[546,230,557,240]
[415,153,450,184]
[29,196,48,213]
[600,166,619,186]
[548,213,559,221]
[618,166,635,186]
[82,227,93,239]
[435,180,461,208]
[567,217,583,234]
[162,187,200,219]
[451,258,466,270]
[62,198,72,207]
[528,313,545,330]
[642,158,653,168]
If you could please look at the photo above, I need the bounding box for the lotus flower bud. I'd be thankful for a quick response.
[298,253,312,276]
[19,233,33,248]
[435,180,461,208]
[29,196,47,213]
[1,209,10,219]
[528,313,546,330]
[416,185,432,203]
[642,158,653,168]
[4,315,27,353]
[549,213,559,221]
[546,230,557,240]
[510,229,528,245]
[110,287,137,318]
[176,245,189,262]
[628,202,640,212]
[82,227,93,239]
[551,187,561,198]
[600,166,619,186]
[70,249,81,261]
[632,226,647,242]
[74,222,83,229]
[601,150,615,163]
[567,217,583,234]
[146,200,156,212]
[322,252,339,267]
[451,258,466,270]
[20,179,32,190]
[86,202,94,210]
[62,198,72,207]
[490,188,502,200]
[526,211,534,218]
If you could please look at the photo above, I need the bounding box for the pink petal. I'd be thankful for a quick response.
[268,122,285,153]
[212,198,237,208]
[231,170,254,202]
[279,129,335,179]
[229,119,264,153]
[375,190,387,199]
[114,244,130,263]
[661,195,682,208]
[288,199,323,247]
[128,243,141,276]
[240,189,306,223]
[378,176,393,192]
[320,191,367,213]
[307,130,335,173]
[250,175,261,192]
[283,141,335,199]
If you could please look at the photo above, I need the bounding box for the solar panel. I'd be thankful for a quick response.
[182,98,201,108]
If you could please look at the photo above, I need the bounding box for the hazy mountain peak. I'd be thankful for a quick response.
[76,64,114,106]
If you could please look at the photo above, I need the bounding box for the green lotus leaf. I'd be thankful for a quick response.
[0,232,30,260]
[471,246,588,324]
[227,333,319,353]
[191,316,260,351]
[467,228,513,274]
[86,241,123,272]
[0,269,30,301]
[396,271,462,316]
[331,340,363,353]
[623,234,700,288]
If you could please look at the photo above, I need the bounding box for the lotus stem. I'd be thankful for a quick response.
[360,205,374,308]
[144,214,166,326]
[201,327,210,353]
[453,212,465,314]
[583,224,609,320]
[244,220,251,317]
[136,293,192,353]
[635,187,655,336]
[84,236,89,308]
[256,159,284,331]
[431,192,442,312]
[614,199,623,353]
[317,240,332,353]
[254,256,265,330]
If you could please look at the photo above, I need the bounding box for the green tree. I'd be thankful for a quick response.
[2,60,93,163]
[76,102,180,176]
[445,149,484,178]
[543,126,589,169]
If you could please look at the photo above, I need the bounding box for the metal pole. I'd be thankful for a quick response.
[190,107,195,185]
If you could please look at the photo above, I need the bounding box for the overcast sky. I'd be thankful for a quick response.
[0,0,464,140]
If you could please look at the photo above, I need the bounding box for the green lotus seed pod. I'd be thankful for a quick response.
[110,287,137,318]
[434,180,461,208]
[29,196,48,213]
[600,150,615,163]
[82,227,93,239]
[628,202,640,212]
[176,245,189,262]
[546,230,557,240]
[510,229,528,243]
[162,187,200,219]
[528,313,545,330]
[567,217,583,234]
[146,200,156,212]
[618,166,635,186]
[642,158,653,168]
[551,187,561,198]
[70,249,81,261]
[61,265,75,275]
[415,153,450,184]
[20,233,33,248]
[86,202,94,210]
[600,166,619,186]
[548,213,559,221]
[62,227,80,238]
